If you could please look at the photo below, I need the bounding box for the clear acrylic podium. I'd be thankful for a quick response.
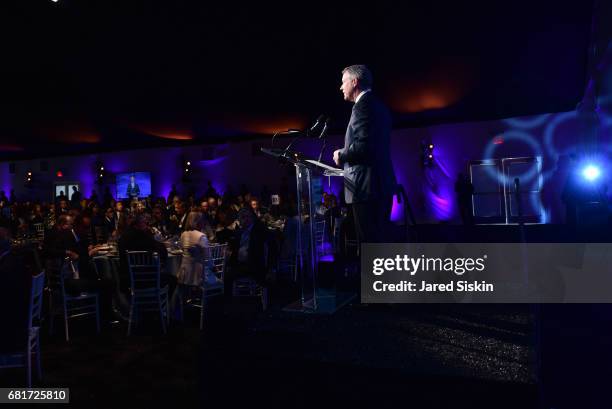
[262,148,355,314]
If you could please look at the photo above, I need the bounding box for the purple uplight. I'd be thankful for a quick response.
[0,163,11,196]
[199,156,227,167]
[74,158,96,199]
[390,194,403,222]
[426,187,454,220]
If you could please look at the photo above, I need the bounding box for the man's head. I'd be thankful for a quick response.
[175,201,185,216]
[238,208,256,229]
[250,198,259,212]
[152,206,163,221]
[130,214,148,231]
[340,65,373,102]
[79,214,92,228]
[200,200,209,213]
[116,201,124,212]
[207,197,217,210]
[59,199,68,210]
[58,214,74,231]
[130,175,135,184]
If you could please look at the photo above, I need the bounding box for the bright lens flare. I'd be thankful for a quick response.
[582,165,601,181]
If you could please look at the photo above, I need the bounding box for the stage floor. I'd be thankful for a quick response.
[0,297,537,408]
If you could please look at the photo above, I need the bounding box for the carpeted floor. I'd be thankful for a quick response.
[0,294,537,408]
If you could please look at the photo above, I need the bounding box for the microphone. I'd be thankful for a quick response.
[307,115,326,137]
[318,118,331,139]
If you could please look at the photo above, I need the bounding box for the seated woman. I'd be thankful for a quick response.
[177,212,217,287]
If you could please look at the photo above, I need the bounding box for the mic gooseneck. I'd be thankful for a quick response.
[318,118,332,139]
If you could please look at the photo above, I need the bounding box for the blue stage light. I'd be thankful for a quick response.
[582,165,601,181]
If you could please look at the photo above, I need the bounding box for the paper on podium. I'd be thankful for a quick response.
[305,160,344,176]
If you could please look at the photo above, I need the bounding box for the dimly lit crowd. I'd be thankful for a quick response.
[0,183,347,336]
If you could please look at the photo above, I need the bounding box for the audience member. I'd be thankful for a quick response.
[0,227,31,354]
[231,208,268,284]
[118,214,174,295]
[168,201,188,235]
[176,212,215,287]
[43,215,114,325]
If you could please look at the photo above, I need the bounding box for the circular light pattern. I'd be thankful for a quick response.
[482,130,543,185]
[543,111,578,160]
[502,113,552,129]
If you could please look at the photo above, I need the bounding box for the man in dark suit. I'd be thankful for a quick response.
[113,201,126,233]
[70,186,82,208]
[117,214,175,295]
[230,208,268,284]
[333,64,396,244]
[168,201,188,236]
[43,215,114,324]
[126,175,140,199]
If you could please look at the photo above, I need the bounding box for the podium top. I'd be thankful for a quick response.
[306,159,343,173]
[261,147,343,176]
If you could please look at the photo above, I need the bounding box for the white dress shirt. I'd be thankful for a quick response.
[355,89,371,103]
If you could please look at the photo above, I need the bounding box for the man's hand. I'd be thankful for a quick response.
[333,149,342,166]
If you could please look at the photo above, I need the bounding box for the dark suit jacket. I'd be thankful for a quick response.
[231,220,268,281]
[338,92,396,204]
[43,228,95,279]
[113,211,126,232]
[118,227,168,280]
[126,183,140,198]
[168,213,188,236]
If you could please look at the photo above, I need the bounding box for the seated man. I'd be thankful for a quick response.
[118,214,175,295]
[230,208,268,285]
[168,201,188,236]
[43,215,115,325]
[150,205,170,238]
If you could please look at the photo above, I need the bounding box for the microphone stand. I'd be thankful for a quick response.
[317,137,327,162]
[316,119,331,162]
[283,130,305,159]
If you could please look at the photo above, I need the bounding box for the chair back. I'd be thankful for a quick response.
[203,243,227,282]
[126,251,161,292]
[33,223,45,242]
[29,271,45,328]
[58,257,79,297]
[314,219,326,254]
[44,258,62,290]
